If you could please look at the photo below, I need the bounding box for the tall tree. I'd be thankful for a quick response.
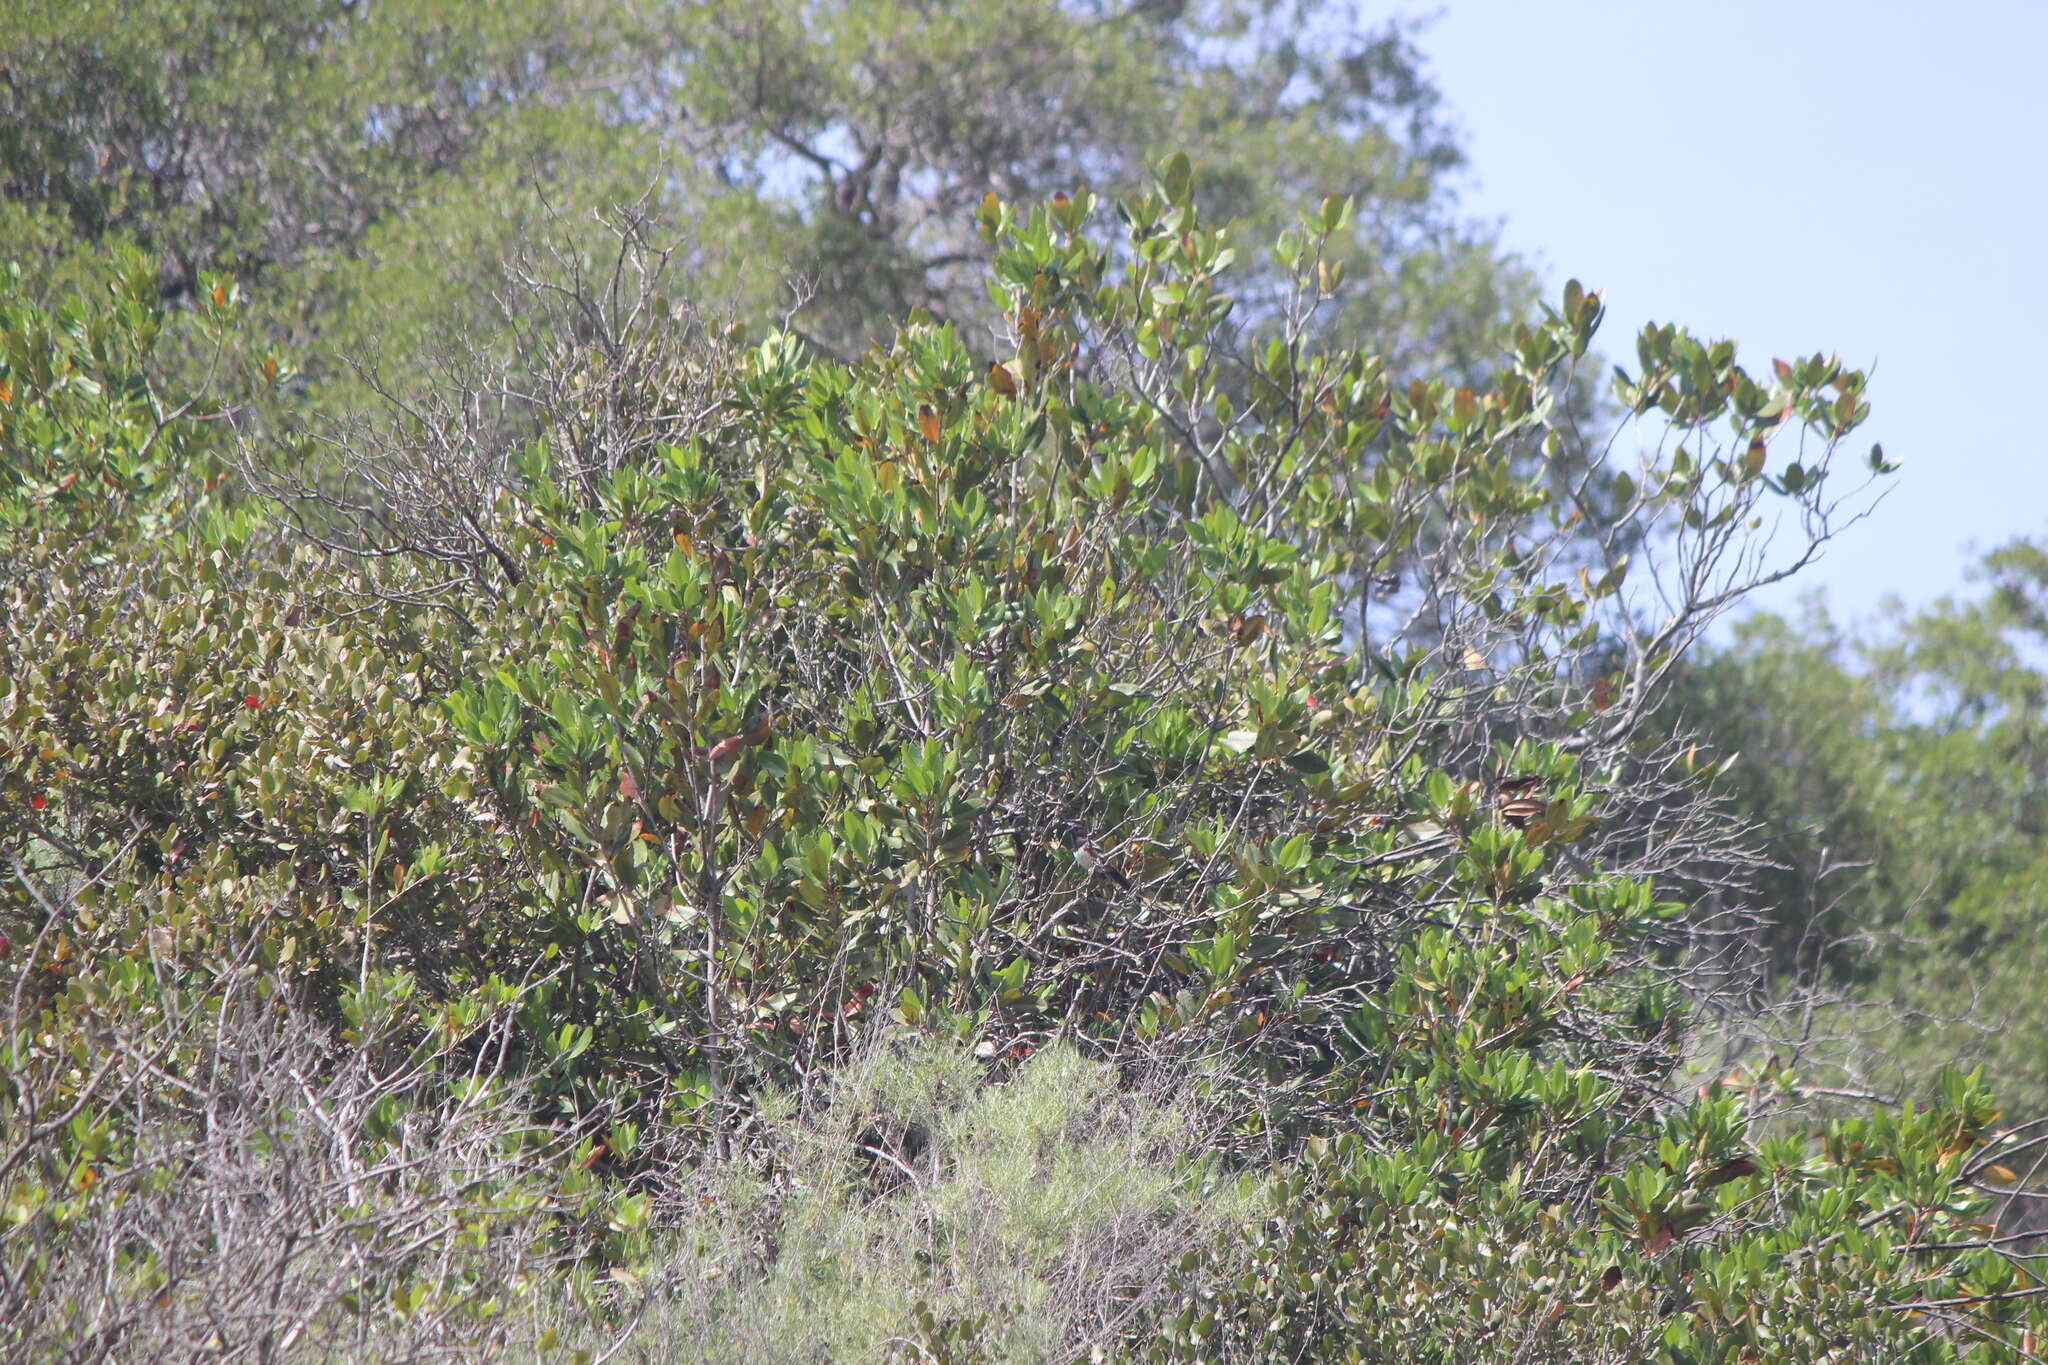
[661,0,1523,363]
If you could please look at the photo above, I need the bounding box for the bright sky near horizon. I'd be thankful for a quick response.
[1418,2,2048,627]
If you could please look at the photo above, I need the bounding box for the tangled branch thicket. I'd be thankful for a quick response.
[237,196,748,603]
[0,933,595,1365]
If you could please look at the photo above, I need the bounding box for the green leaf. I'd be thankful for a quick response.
[1217,728,1259,756]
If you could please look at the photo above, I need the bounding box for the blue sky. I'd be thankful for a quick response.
[1418,1,2048,625]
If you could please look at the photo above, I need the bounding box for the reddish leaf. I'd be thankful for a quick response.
[612,598,642,659]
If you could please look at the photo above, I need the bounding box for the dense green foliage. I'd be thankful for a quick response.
[0,0,1531,398]
[8,160,2045,1362]
[6,5,2048,1356]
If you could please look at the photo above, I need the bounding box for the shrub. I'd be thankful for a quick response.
[598,1034,1239,1363]
[8,164,2042,1364]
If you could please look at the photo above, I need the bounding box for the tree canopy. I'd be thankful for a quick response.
[1,0,1530,392]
